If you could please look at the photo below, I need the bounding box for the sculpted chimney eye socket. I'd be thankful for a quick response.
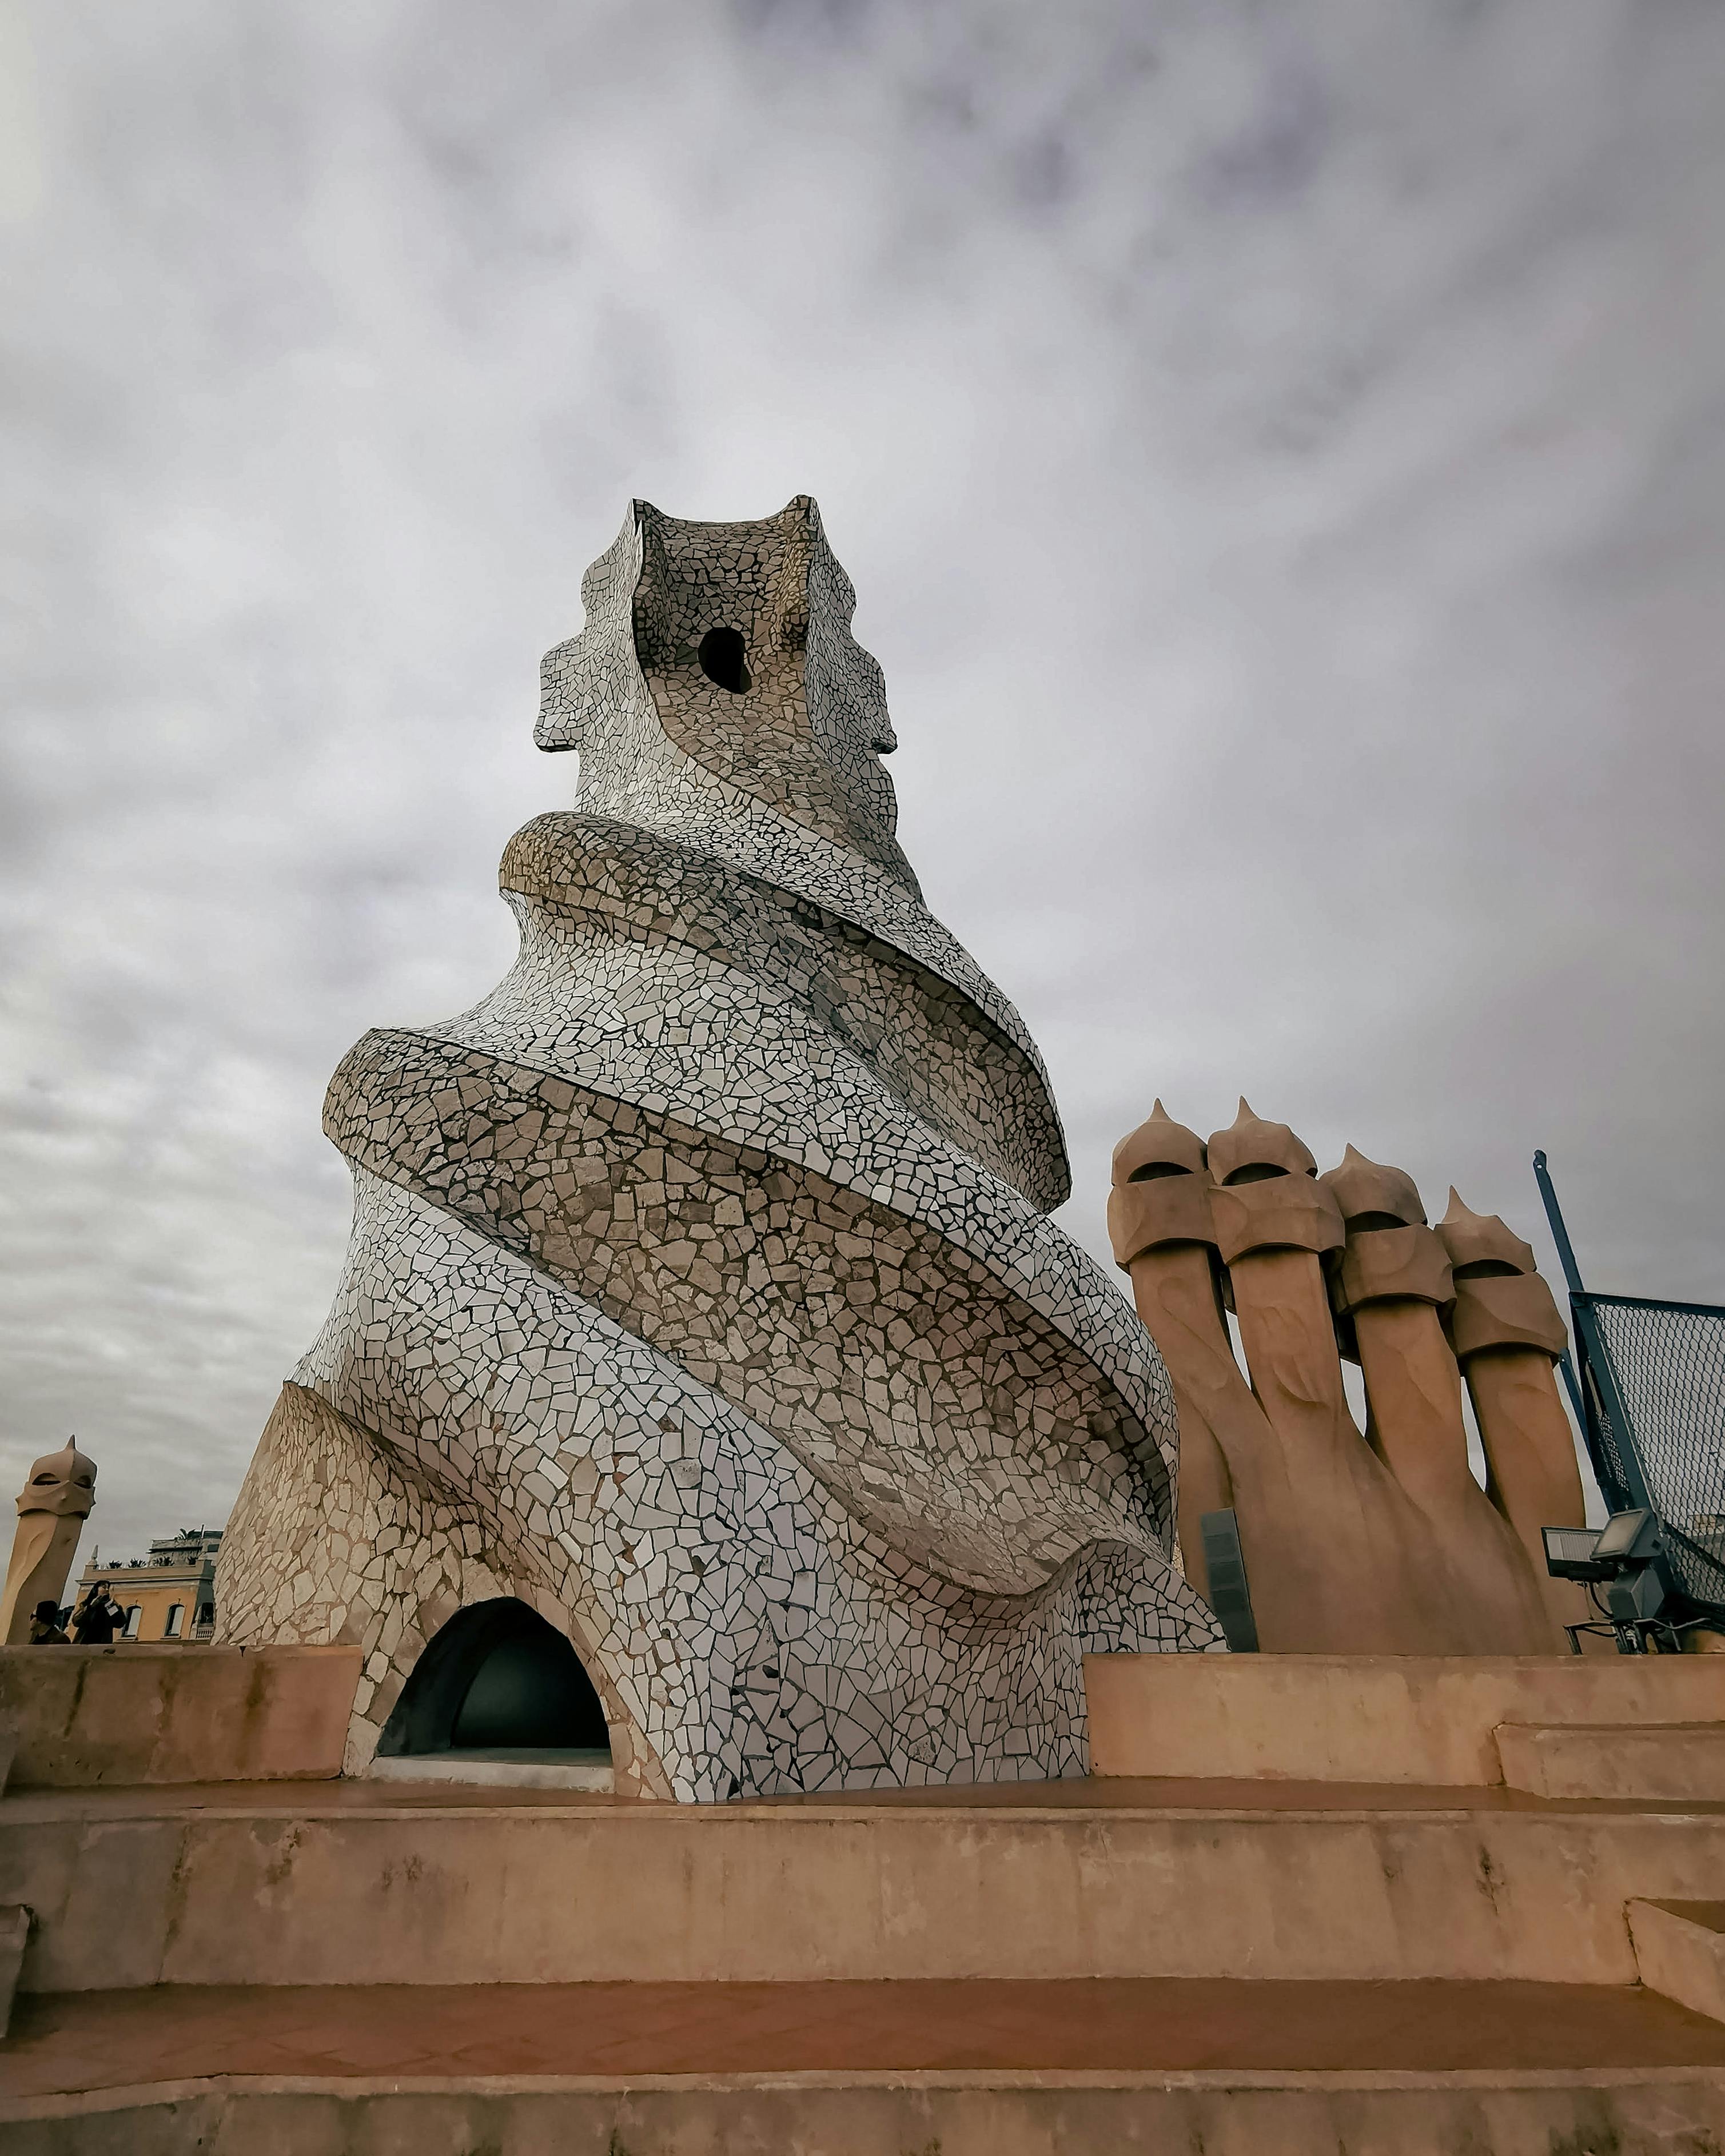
[698,626,751,695]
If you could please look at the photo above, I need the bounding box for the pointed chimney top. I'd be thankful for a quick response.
[1318,1145,1425,1229]
[1112,1099,1207,1185]
[16,1437,97,1520]
[1436,1189,1537,1277]
[1206,1100,1317,1186]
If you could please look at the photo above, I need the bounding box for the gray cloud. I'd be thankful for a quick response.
[3,0,1722,1557]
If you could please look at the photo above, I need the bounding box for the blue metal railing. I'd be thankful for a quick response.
[1535,1152,1725,1623]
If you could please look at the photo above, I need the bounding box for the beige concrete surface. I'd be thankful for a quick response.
[365,1751,616,1792]
[8,1788,1725,1992]
[1628,1900,1725,2024]
[1085,1652,1725,1784]
[1498,1722,1725,1801]
[5,2067,1725,2156]
[0,1644,361,1788]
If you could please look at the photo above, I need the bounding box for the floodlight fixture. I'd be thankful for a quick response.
[1591,1508,1661,1567]
[1542,1525,1610,1583]
[1545,1507,1683,1652]
[1543,1510,1660,1584]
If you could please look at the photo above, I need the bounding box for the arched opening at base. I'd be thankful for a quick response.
[376,1598,609,1760]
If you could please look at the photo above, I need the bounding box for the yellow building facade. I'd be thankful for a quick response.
[77,1527,222,1642]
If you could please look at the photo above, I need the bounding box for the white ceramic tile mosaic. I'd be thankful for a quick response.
[217,498,1221,1799]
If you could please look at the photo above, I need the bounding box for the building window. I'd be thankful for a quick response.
[195,1603,216,1629]
[164,1604,185,1638]
[124,1606,142,1637]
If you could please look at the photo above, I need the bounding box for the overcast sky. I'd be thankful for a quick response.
[3,0,1722,1561]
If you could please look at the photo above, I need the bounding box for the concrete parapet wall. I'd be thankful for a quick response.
[7,1796,1725,1992]
[0,1646,361,1788]
[1084,1653,1725,1784]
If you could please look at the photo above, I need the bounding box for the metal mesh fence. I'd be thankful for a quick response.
[1579,1292,1725,1616]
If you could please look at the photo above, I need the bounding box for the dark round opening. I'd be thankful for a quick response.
[376,1597,609,1756]
[697,625,751,694]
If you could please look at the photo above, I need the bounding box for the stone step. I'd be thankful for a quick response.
[8,1777,1725,1994]
[1499,1722,1725,1801]
[3,1979,1724,2155]
[8,1974,1725,2079]
[1629,1900,1725,2023]
[1086,1652,1725,1785]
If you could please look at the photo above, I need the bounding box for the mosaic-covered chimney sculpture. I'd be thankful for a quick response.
[1110,1101,1589,1652]
[219,499,1220,1796]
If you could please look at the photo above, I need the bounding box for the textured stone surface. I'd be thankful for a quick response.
[217,497,1218,1799]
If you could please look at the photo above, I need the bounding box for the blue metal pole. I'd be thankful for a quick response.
[1554,1347,1587,1428]
[1533,1149,1655,1516]
[1533,1149,1585,1296]
[1533,1149,1592,1423]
